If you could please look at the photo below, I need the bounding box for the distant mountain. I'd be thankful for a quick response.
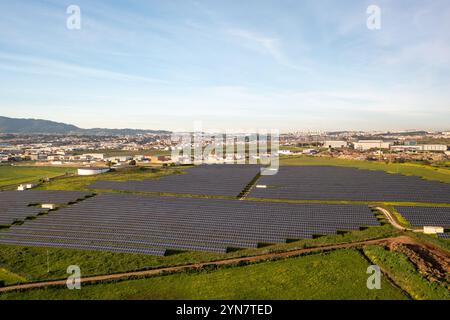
[0,116,79,134]
[0,116,171,135]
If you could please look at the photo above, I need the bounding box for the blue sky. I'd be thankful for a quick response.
[0,0,449,132]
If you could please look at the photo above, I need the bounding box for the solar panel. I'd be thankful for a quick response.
[88,164,261,197]
[249,166,450,203]
[0,193,380,255]
[395,206,450,228]
[0,190,93,226]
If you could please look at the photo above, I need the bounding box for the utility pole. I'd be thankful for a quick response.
[379,141,382,162]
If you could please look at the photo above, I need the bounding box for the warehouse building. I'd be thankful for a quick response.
[353,140,391,151]
[323,140,348,149]
[391,144,447,152]
[421,144,447,152]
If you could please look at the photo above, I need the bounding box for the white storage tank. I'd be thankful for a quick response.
[77,167,110,176]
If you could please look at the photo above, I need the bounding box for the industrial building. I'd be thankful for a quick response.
[390,144,447,152]
[421,144,447,152]
[352,140,391,151]
[323,141,348,149]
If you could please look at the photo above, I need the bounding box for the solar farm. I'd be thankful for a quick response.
[88,164,261,197]
[249,166,450,203]
[0,193,380,255]
[0,163,449,301]
[0,165,449,257]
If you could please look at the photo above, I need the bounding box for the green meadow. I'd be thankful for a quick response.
[0,249,407,300]
[0,166,75,189]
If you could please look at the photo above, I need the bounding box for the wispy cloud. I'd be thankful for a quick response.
[0,52,169,84]
[224,28,310,72]
[226,28,282,61]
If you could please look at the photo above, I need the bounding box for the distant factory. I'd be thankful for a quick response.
[322,140,448,152]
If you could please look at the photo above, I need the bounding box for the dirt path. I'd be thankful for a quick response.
[0,235,420,294]
[375,207,408,231]
[375,207,424,233]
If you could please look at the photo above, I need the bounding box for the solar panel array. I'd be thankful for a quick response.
[88,165,261,197]
[0,190,93,226]
[250,166,450,203]
[0,193,379,256]
[395,206,450,228]
[438,233,450,239]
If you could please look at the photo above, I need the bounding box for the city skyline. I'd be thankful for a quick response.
[0,0,449,131]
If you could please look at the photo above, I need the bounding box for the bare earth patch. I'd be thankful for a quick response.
[386,240,450,288]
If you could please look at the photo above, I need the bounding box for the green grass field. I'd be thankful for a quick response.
[0,268,27,286]
[0,166,76,189]
[0,249,407,300]
[36,167,183,191]
[280,156,450,183]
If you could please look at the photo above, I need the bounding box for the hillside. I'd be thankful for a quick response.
[0,116,170,135]
[0,116,78,134]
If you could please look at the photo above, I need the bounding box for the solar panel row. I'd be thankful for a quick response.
[0,238,166,256]
[250,166,450,203]
[88,164,261,197]
[394,206,450,228]
[0,193,380,255]
[0,190,93,226]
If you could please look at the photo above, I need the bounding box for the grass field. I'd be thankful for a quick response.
[0,249,407,300]
[363,245,450,300]
[0,268,27,286]
[35,167,184,191]
[280,156,450,183]
[0,166,76,189]
[0,225,398,285]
